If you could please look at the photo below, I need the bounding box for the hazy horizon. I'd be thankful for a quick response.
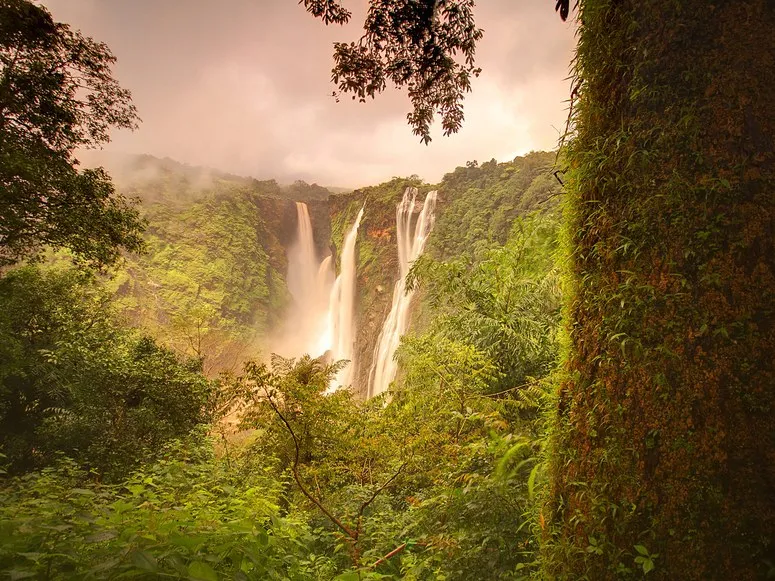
[42,0,576,188]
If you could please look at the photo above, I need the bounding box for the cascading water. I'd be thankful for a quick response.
[324,206,364,390]
[279,201,364,391]
[283,202,331,357]
[368,188,438,397]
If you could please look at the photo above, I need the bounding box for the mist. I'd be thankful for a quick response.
[41,0,575,187]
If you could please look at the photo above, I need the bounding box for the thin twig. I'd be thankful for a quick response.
[263,387,357,539]
[371,543,408,569]
[358,461,408,519]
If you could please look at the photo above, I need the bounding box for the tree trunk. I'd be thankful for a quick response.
[545,0,775,578]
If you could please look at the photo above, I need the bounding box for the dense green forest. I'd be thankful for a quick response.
[100,155,333,372]
[1,152,563,578]
[1,0,772,580]
[0,205,561,578]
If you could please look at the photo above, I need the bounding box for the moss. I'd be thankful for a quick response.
[544,1,775,578]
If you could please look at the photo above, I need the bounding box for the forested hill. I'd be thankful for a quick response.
[101,154,333,373]
[104,150,561,380]
[326,150,562,393]
[2,0,771,576]
[0,148,566,578]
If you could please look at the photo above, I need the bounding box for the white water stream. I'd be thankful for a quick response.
[368,188,438,397]
[324,206,364,390]
[283,202,331,357]
[282,202,364,390]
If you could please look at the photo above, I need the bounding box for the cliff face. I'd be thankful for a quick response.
[328,178,430,397]
[305,199,332,260]
[109,152,562,384]
[108,161,334,374]
[326,152,564,397]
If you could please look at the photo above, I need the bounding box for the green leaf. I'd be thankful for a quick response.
[634,544,649,556]
[527,463,541,500]
[188,561,218,581]
[86,530,118,543]
[255,528,270,548]
[643,559,655,574]
[130,550,158,572]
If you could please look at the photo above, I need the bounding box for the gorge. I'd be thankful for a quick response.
[106,151,563,396]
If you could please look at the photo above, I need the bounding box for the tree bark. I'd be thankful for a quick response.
[545,1,775,578]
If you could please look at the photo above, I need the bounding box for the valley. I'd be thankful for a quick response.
[105,151,561,397]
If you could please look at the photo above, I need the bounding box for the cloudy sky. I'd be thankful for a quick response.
[42,0,576,188]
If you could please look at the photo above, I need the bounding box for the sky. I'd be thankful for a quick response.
[42,0,576,188]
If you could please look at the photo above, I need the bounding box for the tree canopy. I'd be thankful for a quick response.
[0,0,144,266]
[301,0,568,144]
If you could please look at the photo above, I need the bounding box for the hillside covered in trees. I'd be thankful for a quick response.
[1,0,772,580]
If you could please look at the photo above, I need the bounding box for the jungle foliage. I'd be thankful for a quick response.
[430,151,562,262]
[3,0,769,577]
[111,191,291,374]
[0,265,213,481]
[91,154,335,374]
[0,202,562,578]
[302,0,775,578]
[0,0,144,267]
[542,2,775,579]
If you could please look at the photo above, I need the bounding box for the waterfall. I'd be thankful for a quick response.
[368,188,438,397]
[325,206,364,390]
[283,202,331,357]
[280,201,364,391]
[287,202,319,306]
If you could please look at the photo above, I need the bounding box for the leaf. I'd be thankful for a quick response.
[643,559,655,574]
[188,561,219,581]
[86,530,118,543]
[169,532,206,550]
[255,528,270,548]
[634,544,649,556]
[527,463,540,500]
[87,557,122,574]
[8,570,37,581]
[130,550,158,572]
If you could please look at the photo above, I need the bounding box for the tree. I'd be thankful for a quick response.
[235,355,409,570]
[0,265,214,480]
[0,0,144,266]
[301,0,482,144]
[304,0,775,578]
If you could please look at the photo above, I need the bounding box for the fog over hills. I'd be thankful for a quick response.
[42,0,576,187]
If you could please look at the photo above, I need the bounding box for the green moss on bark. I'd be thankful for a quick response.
[544,1,775,578]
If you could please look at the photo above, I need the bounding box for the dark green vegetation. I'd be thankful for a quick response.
[0,266,213,481]
[2,0,773,579]
[301,0,482,144]
[100,154,332,373]
[302,0,775,578]
[544,1,775,578]
[332,151,562,394]
[0,201,561,578]
[113,193,290,373]
[0,0,143,267]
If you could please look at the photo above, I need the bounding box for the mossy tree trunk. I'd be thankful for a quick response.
[546,0,775,578]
